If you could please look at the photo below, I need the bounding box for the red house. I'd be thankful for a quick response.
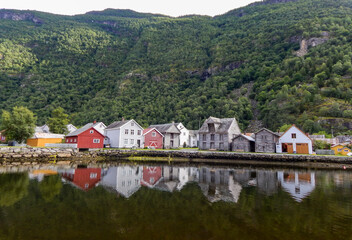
[143,128,164,149]
[65,122,105,149]
[141,166,162,187]
[61,168,102,191]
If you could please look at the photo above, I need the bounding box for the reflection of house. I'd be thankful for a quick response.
[232,134,255,152]
[101,166,142,198]
[0,130,6,142]
[278,171,315,202]
[148,123,181,149]
[331,144,351,156]
[198,117,241,151]
[177,167,198,190]
[198,168,242,203]
[27,132,64,147]
[141,166,162,188]
[276,125,313,154]
[60,168,102,191]
[29,169,58,182]
[255,128,280,153]
[256,170,278,196]
[154,166,180,192]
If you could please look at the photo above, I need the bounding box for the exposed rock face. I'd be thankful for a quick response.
[295,32,329,57]
[0,11,43,24]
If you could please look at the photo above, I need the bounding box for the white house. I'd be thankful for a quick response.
[188,130,199,148]
[276,125,313,154]
[105,119,144,148]
[174,123,189,147]
[66,124,77,133]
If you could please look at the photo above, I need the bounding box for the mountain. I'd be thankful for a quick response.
[0,0,351,135]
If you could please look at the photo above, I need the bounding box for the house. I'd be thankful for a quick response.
[331,144,351,156]
[26,132,64,147]
[35,124,50,133]
[276,125,313,154]
[100,166,142,198]
[255,128,280,153]
[309,135,337,145]
[66,124,77,133]
[188,130,198,148]
[174,122,189,147]
[105,119,144,148]
[148,123,181,149]
[64,121,106,149]
[142,128,164,149]
[59,168,102,191]
[198,117,241,151]
[0,130,6,143]
[336,135,352,144]
[232,134,255,152]
[141,166,163,188]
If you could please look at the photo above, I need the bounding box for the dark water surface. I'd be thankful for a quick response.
[0,163,351,240]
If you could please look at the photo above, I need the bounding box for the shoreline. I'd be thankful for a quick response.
[0,147,351,169]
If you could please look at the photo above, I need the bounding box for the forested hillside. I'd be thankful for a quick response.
[0,0,352,134]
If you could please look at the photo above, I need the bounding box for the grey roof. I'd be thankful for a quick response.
[198,117,237,134]
[255,128,280,137]
[66,122,103,137]
[148,123,181,134]
[233,134,255,142]
[106,120,129,129]
[188,130,199,136]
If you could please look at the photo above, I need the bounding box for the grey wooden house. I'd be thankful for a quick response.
[148,123,181,149]
[232,134,255,152]
[254,128,280,153]
[198,117,241,151]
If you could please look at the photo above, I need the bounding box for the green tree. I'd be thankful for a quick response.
[1,106,36,143]
[279,124,291,132]
[47,107,70,134]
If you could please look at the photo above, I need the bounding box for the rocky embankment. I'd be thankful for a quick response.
[0,148,351,166]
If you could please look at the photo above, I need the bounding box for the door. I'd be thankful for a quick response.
[296,143,309,154]
[137,140,141,148]
[287,143,293,153]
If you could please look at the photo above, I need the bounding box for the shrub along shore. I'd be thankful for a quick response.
[0,147,351,169]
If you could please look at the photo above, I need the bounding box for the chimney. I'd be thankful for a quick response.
[93,120,96,124]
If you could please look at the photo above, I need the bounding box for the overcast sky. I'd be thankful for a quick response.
[1,0,259,17]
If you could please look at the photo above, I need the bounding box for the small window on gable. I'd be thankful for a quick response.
[152,132,156,137]
[292,133,296,139]
[90,130,94,134]
[131,122,134,126]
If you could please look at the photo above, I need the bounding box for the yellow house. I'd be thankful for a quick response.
[27,133,64,147]
[331,144,351,156]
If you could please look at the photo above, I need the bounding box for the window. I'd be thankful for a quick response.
[152,132,156,137]
[137,130,141,135]
[130,139,134,144]
[211,134,215,141]
[131,122,134,126]
[122,181,125,187]
[183,132,186,136]
[90,173,97,179]
[220,134,224,141]
[70,139,73,142]
[127,180,132,186]
[93,139,100,143]
[66,139,68,143]
[292,133,296,139]
[85,183,89,189]
[124,139,128,145]
[125,129,129,134]
[135,179,139,185]
[90,130,94,134]
[74,139,77,143]
[344,149,349,152]
[131,130,134,135]
[203,134,206,141]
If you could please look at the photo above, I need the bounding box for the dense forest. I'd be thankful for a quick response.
[0,0,352,134]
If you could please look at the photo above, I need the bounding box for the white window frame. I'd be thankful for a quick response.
[90,130,94,134]
[93,139,100,143]
[125,129,129,135]
[130,139,134,144]
[131,130,134,135]
[152,132,156,137]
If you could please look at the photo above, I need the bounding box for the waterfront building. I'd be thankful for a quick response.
[105,119,144,148]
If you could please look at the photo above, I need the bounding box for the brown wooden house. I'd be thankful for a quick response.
[232,134,255,152]
[255,128,280,153]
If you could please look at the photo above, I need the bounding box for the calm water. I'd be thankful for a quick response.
[0,163,351,240]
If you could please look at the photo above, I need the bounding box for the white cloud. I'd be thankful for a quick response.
[1,0,258,17]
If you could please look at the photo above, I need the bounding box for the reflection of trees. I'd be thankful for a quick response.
[0,173,29,207]
[39,175,62,202]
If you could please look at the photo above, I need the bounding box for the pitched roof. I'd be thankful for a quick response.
[143,128,164,137]
[30,132,65,139]
[198,117,238,134]
[233,134,255,142]
[254,128,280,137]
[66,122,105,137]
[188,130,199,136]
[106,120,130,129]
[148,123,180,134]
